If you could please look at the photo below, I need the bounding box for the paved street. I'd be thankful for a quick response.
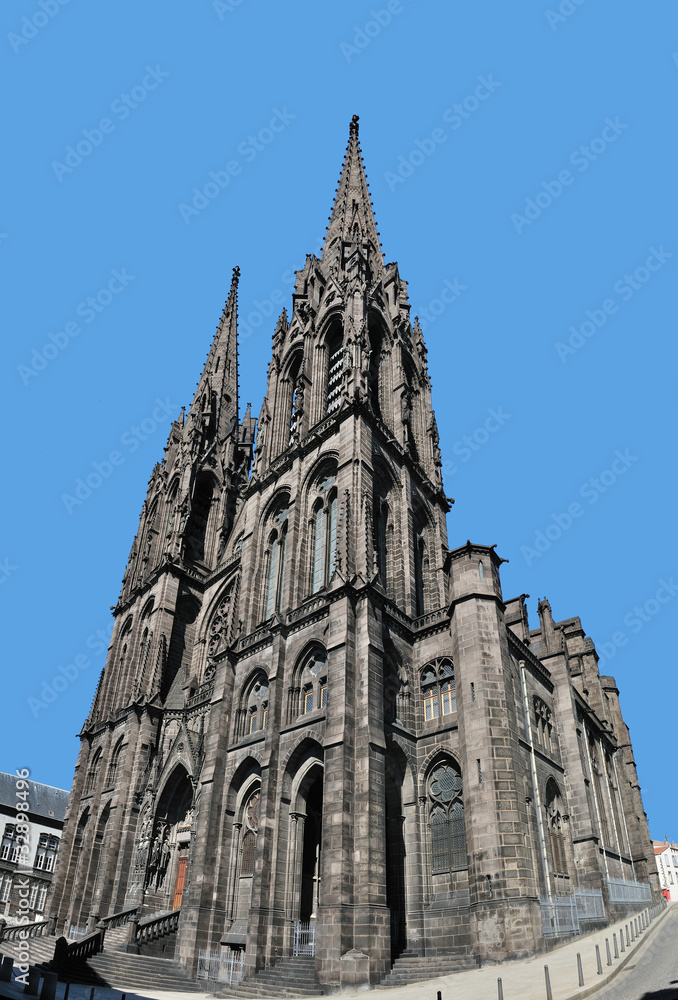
[595,905,678,1000]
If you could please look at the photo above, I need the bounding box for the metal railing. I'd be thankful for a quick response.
[197,949,244,985]
[574,888,605,920]
[68,924,87,941]
[540,896,580,938]
[607,878,652,903]
[293,920,316,956]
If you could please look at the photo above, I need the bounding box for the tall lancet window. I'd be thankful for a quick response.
[311,473,338,593]
[326,324,343,414]
[264,506,289,619]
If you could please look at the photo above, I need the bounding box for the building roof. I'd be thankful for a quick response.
[0,771,69,822]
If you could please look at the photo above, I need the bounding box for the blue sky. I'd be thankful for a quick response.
[1,2,676,840]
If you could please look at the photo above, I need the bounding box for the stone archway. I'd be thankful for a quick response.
[145,765,194,910]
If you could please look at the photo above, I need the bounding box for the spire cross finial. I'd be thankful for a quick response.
[231,265,241,289]
[350,114,359,137]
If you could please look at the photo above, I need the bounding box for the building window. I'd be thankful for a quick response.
[0,876,12,903]
[240,790,260,877]
[34,834,59,872]
[421,659,456,722]
[289,648,328,722]
[1,824,16,862]
[242,673,269,737]
[311,474,338,594]
[545,779,569,880]
[36,886,47,912]
[428,761,466,873]
[28,885,38,909]
[534,698,554,752]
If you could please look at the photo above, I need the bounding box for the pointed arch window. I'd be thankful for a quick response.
[85,748,103,795]
[264,508,288,619]
[326,326,343,414]
[545,780,569,880]
[106,739,125,787]
[421,659,456,722]
[428,761,466,873]
[288,647,328,721]
[244,674,269,736]
[240,789,260,876]
[311,474,338,593]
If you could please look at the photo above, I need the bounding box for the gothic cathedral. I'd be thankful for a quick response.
[50,117,658,992]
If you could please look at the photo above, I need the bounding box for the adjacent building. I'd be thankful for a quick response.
[0,772,68,924]
[48,117,659,991]
[652,839,678,899]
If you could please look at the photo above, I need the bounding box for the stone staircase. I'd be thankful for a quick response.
[377,948,474,988]
[57,950,205,993]
[219,956,323,998]
[0,934,59,968]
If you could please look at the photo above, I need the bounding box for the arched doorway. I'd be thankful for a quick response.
[385,769,406,962]
[145,766,194,909]
[299,770,323,922]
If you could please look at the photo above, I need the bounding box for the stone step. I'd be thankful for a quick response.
[221,957,323,998]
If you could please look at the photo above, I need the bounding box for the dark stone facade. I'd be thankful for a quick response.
[49,117,658,991]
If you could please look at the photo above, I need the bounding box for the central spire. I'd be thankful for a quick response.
[321,114,384,273]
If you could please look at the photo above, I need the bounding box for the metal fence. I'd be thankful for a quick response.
[68,924,87,941]
[293,920,316,956]
[540,896,580,938]
[574,888,605,920]
[607,878,652,903]
[196,949,244,985]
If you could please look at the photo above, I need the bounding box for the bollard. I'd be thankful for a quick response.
[595,944,603,975]
[437,993,442,1000]
[577,952,584,988]
[544,964,553,1000]
[630,922,635,943]
[606,938,612,966]
[0,956,13,982]
[39,971,58,1000]
[89,988,95,1000]
[613,932,619,959]
[620,927,625,953]
[635,917,639,936]
[498,977,504,1000]
[626,924,630,947]
[24,966,41,996]
[64,984,70,1000]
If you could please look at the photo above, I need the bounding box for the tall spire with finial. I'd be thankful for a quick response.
[186,265,241,444]
[322,115,384,273]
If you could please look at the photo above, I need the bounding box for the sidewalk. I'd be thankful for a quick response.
[0,904,672,1000]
